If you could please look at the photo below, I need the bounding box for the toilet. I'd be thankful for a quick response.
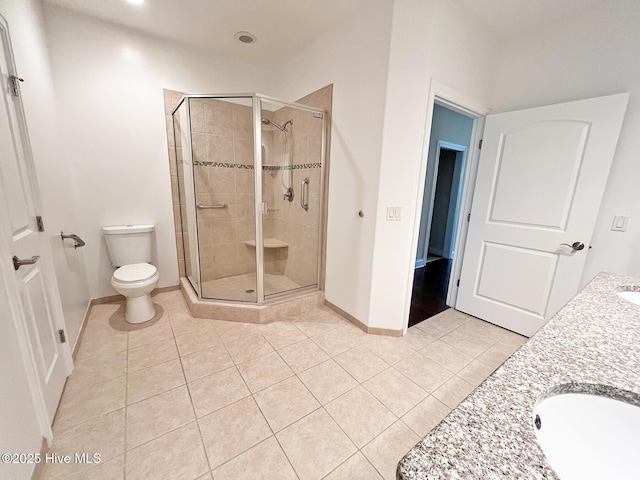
[102,224,159,324]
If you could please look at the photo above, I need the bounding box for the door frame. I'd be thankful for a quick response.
[404,80,490,330]
[416,140,468,267]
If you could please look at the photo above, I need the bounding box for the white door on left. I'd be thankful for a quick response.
[0,19,71,423]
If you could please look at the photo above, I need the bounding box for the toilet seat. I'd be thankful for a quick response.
[113,263,158,283]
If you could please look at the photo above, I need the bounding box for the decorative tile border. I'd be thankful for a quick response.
[193,161,321,170]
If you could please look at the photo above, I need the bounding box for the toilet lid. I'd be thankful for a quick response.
[113,263,157,283]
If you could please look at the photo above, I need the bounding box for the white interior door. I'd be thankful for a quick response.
[0,21,70,422]
[456,93,629,337]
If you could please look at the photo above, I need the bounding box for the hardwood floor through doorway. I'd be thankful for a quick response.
[408,258,453,327]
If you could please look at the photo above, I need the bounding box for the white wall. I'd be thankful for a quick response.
[43,5,274,298]
[368,0,499,330]
[271,1,394,323]
[0,0,90,349]
[490,0,640,286]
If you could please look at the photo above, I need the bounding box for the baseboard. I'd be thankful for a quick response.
[324,300,403,337]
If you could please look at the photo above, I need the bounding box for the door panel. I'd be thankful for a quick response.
[0,21,69,421]
[456,93,629,337]
[489,121,589,229]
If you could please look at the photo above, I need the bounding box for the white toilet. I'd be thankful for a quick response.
[103,224,160,324]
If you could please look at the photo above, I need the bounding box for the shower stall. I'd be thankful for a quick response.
[171,94,326,303]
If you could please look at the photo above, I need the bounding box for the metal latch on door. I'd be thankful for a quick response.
[12,255,40,270]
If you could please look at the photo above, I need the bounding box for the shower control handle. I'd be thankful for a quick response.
[300,177,309,211]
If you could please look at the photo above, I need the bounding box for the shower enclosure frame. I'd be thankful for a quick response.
[171,93,327,304]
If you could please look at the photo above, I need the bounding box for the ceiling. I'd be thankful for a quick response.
[43,0,608,68]
[43,0,372,69]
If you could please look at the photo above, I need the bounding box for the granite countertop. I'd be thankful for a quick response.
[398,272,640,479]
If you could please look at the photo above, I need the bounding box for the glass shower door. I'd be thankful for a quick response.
[259,98,325,298]
[187,96,257,302]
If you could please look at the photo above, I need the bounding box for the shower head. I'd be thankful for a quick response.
[261,118,291,132]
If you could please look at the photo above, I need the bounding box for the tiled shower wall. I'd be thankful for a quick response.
[163,85,332,292]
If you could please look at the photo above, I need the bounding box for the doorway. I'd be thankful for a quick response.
[409,104,473,327]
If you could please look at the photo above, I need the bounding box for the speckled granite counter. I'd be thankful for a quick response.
[398,272,640,479]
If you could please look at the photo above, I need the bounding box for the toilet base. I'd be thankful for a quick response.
[125,294,156,324]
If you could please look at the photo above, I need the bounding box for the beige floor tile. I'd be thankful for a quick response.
[127,338,178,372]
[49,408,125,462]
[298,359,358,405]
[419,339,474,372]
[277,408,357,480]
[334,345,389,383]
[439,327,493,357]
[311,327,367,357]
[457,359,498,387]
[180,344,233,382]
[393,350,454,392]
[71,350,127,387]
[432,375,476,409]
[414,310,469,338]
[75,329,128,362]
[196,473,212,480]
[54,375,126,433]
[277,338,329,373]
[211,436,297,480]
[258,321,307,349]
[324,452,383,480]
[293,312,341,337]
[175,328,221,356]
[476,343,515,369]
[403,326,439,351]
[128,321,174,349]
[188,366,250,417]
[455,317,508,344]
[401,396,451,437]
[126,386,195,449]
[216,321,261,343]
[361,421,419,480]
[362,368,428,417]
[125,422,208,480]
[253,376,320,432]
[237,351,294,393]
[325,386,396,448]
[198,396,272,469]
[170,316,216,337]
[225,334,274,364]
[126,358,185,404]
[363,335,415,365]
[43,453,125,480]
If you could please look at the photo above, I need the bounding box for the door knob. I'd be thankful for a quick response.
[13,255,40,270]
[560,241,585,251]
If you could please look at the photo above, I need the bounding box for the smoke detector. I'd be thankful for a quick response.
[235,32,257,44]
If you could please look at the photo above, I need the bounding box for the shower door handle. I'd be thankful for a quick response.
[300,177,309,211]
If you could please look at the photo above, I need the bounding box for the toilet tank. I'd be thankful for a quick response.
[102,224,154,267]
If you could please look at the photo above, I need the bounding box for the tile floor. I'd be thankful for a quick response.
[39,290,526,480]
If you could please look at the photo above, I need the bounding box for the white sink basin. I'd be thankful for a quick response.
[617,290,640,306]
[534,389,640,480]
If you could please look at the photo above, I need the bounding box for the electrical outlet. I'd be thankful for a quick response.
[611,214,629,232]
[386,206,401,221]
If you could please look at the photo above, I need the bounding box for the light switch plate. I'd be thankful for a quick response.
[611,214,629,232]
[387,206,401,221]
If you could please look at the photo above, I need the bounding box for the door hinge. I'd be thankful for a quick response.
[467,213,471,222]
[456,279,460,287]
[9,75,24,97]
[36,216,45,232]
[58,329,67,344]
[478,139,483,149]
